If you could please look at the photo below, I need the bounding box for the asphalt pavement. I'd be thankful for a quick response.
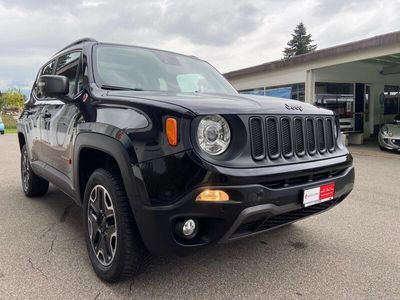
[0,134,399,299]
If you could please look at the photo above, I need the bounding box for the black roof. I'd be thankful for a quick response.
[54,37,97,55]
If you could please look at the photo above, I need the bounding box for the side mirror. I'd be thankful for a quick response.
[38,75,69,99]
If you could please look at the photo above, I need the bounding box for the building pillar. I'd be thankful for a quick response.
[305,69,315,104]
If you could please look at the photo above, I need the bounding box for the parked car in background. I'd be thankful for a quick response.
[0,116,5,134]
[379,114,400,151]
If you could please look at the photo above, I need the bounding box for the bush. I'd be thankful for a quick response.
[1,115,17,129]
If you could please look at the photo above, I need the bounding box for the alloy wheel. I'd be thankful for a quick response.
[22,149,30,192]
[87,185,117,266]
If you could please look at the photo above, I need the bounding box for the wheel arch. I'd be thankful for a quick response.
[18,131,26,151]
[74,131,142,202]
[74,131,157,255]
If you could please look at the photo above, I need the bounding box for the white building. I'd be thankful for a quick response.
[224,31,400,143]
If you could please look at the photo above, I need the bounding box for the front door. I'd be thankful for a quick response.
[40,51,82,179]
[46,103,80,178]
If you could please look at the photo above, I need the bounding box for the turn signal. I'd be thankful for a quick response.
[196,190,229,202]
[166,117,178,146]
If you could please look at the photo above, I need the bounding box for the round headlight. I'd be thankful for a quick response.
[381,125,389,135]
[197,115,231,155]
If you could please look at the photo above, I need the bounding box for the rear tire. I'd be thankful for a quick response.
[83,168,151,282]
[21,144,49,197]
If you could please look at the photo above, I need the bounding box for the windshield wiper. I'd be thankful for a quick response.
[101,85,144,91]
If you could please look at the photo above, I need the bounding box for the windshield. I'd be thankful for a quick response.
[94,45,237,95]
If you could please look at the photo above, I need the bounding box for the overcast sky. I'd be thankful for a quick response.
[1,0,400,95]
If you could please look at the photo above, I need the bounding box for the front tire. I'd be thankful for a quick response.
[83,168,151,282]
[21,144,49,197]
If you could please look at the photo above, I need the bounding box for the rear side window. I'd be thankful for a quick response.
[55,52,81,97]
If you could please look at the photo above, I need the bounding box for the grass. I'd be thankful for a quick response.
[4,128,17,134]
[1,114,18,134]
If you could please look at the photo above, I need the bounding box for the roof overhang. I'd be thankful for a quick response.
[224,30,400,79]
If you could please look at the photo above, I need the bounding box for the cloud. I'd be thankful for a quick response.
[0,0,399,95]
[161,1,263,46]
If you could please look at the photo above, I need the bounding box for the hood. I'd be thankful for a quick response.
[385,123,400,135]
[105,91,333,116]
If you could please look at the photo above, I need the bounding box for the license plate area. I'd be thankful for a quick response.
[303,183,335,207]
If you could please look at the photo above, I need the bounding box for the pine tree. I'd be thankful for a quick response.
[283,22,317,59]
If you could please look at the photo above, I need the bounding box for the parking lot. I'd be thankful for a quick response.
[0,134,399,299]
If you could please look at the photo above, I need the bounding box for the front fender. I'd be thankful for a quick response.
[73,127,152,240]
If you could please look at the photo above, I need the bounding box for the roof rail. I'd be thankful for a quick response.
[54,37,97,55]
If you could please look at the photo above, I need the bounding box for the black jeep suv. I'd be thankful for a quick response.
[18,38,354,282]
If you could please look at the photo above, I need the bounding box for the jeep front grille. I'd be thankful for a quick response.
[249,115,337,161]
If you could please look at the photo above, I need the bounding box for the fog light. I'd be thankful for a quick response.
[196,190,229,202]
[182,219,196,236]
[176,219,198,240]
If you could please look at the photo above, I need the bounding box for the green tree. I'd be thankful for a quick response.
[283,22,317,59]
[0,92,5,112]
[0,88,25,111]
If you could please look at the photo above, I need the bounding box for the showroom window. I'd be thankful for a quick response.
[239,83,305,101]
[383,85,400,115]
[265,83,305,101]
[239,87,265,96]
[315,82,354,119]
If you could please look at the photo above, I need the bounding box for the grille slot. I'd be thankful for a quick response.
[266,118,280,159]
[249,117,265,160]
[326,118,335,152]
[317,118,326,153]
[281,118,293,157]
[306,118,316,155]
[294,118,305,156]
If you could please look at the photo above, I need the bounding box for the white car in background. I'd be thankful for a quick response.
[379,115,400,151]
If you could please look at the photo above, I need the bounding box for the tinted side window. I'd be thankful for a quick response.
[55,52,81,97]
[42,61,55,75]
[35,60,56,99]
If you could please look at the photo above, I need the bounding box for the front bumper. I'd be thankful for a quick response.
[379,135,400,151]
[135,154,354,256]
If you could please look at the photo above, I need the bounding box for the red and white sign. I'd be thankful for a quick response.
[303,183,335,207]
